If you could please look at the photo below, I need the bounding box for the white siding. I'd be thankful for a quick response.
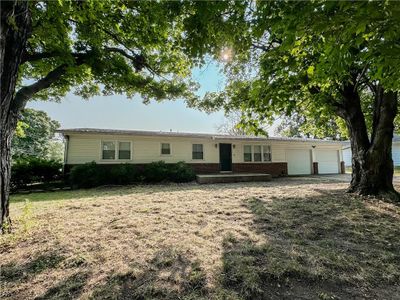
[342,143,400,167]
[65,133,343,175]
[343,143,400,167]
[343,148,352,166]
[392,144,400,166]
[67,134,221,164]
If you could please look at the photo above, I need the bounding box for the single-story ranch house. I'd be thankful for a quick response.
[58,128,345,176]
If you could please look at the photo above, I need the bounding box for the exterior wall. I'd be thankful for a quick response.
[64,162,287,176]
[343,147,352,166]
[392,143,400,166]
[64,133,343,175]
[343,143,400,167]
[232,163,287,176]
[66,134,220,164]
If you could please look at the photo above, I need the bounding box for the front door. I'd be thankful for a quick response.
[219,143,232,171]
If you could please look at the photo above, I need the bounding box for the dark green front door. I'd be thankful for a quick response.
[219,143,232,171]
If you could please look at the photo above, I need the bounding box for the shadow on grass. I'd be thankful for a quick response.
[90,248,208,300]
[3,247,209,300]
[0,251,64,282]
[34,272,89,300]
[219,194,400,299]
[10,176,349,204]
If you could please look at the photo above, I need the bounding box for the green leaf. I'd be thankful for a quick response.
[307,66,315,77]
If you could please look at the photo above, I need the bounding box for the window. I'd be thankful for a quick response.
[118,141,131,159]
[244,145,252,162]
[161,143,171,155]
[263,145,272,162]
[102,141,115,159]
[244,145,271,162]
[192,144,203,159]
[254,145,262,162]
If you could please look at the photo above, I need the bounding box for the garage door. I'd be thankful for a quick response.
[315,150,339,174]
[286,149,311,175]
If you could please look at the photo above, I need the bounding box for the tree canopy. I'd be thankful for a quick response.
[19,0,204,105]
[12,109,63,161]
[275,113,348,140]
[185,0,400,198]
[187,1,400,133]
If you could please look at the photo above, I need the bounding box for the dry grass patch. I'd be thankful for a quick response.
[1,177,400,299]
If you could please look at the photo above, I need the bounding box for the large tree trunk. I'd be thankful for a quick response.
[340,83,399,201]
[0,1,31,232]
[357,90,398,199]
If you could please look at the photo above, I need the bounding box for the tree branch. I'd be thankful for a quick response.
[104,47,147,72]
[251,38,282,52]
[67,18,161,77]
[21,50,93,64]
[14,50,92,113]
[21,51,59,63]
[353,63,369,92]
[12,64,68,114]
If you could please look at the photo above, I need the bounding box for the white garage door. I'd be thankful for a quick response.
[286,149,311,175]
[316,150,339,174]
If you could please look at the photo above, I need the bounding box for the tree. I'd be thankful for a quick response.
[12,108,61,160]
[275,114,309,139]
[0,0,204,231]
[275,113,347,140]
[187,1,400,201]
[216,111,257,136]
[46,138,64,162]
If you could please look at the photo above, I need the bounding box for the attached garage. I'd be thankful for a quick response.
[286,149,312,175]
[315,149,339,174]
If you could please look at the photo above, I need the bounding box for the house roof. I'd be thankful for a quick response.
[57,127,343,144]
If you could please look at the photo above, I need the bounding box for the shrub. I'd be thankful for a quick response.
[69,162,139,188]
[69,162,107,188]
[143,161,170,182]
[11,157,62,189]
[68,161,195,189]
[109,164,138,185]
[168,161,196,183]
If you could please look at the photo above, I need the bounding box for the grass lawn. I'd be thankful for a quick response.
[1,177,399,299]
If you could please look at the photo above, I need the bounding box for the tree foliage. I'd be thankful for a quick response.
[20,0,201,104]
[12,109,62,160]
[186,1,400,199]
[187,1,400,132]
[216,111,263,136]
[275,113,348,140]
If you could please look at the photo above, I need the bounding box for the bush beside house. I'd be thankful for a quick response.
[69,161,195,188]
[11,157,63,190]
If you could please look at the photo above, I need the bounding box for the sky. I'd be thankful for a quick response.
[27,61,229,134]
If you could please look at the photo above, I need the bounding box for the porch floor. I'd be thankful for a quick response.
[196,173,272,184]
